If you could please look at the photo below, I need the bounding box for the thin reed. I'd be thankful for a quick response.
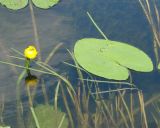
[139,0,160,66]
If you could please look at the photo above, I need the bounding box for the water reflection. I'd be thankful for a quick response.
[25,73,38,87]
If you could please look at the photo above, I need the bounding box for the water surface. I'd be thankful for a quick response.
[0,0,158,127]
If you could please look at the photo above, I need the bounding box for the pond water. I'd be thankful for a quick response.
[0,0,159,127]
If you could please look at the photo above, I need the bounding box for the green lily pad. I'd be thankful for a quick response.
[0,0,28,10]
[0,126,11,128]
[74,38,129,80]
[102,40,153,72]
[74,38,153,80]
[28,105,68,128]
[32,0,60,9]
[0,0,60,10]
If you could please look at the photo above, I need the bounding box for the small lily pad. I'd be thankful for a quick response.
[28,105,68,128]
[0,0,60,10]
[74,38,153,80]
[0,0,28,10]
[32,0,60,9]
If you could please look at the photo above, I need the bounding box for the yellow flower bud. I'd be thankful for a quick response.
[24,45,38,59]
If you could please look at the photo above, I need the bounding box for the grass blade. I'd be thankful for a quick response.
[87,12,108,40]
[30,107,40,128]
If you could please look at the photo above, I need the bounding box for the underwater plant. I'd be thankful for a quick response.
[28,105,68,128]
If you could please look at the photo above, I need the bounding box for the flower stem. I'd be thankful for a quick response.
[25,58,31,75]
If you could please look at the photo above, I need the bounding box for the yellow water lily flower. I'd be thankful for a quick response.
[24,45,38,59]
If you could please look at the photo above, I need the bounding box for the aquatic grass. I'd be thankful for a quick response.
[44,43,63,64]
[64,55,138,127]
[79,79,136,87]
[16,69,26,128]
[64,50,149,128]
[0,9,158,128]
[128,71,135,126]
[5,55,76,96]
[87,84,150,128]
[54,80,61,111]
[118,106,129,128]
[68,50,90,113]
[8,46,77,127]
[152,104,160,127]
[40,79,49,104]
[2,47,75,127]
[57,114,67,128]
[36,61,75,89]
[138,91,148,128]
[27,85,34,107]
[67,49,91,119]
[63,51,96,128]
[0,49,156,128]
[30,107,40,128]
[91,88,138,94]
[87,12,108,40]
[0,61,53,75]
[139,0,160,66]
[152,113,160,128]
[60,83,74,128]
[150,95,160,127]
[7,53,74,128]
[118,91,135,128]
[96,93,118,127]
[0,94,4,125]
[70,11,155,128]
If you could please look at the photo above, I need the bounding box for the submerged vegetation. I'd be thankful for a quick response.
[0,0,159,128]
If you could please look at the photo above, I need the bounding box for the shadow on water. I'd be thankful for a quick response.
[0,0,159,127]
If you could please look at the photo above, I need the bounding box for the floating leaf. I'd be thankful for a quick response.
[28,105,68,128]
[0,0,28,10]
[0,0,60,10]
[0,126,11,128]
[74,38,153,80]
[74,38,129,80]
[102,40,153,72]
[32,0,59,9]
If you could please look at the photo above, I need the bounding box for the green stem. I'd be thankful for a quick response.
[87,12,108,40]
[30,107,41,128]
[25,58,31,75]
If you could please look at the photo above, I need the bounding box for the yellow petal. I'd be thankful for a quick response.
[24,45,38,59]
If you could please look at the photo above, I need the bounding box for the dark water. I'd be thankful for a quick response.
[0,0,159,127]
